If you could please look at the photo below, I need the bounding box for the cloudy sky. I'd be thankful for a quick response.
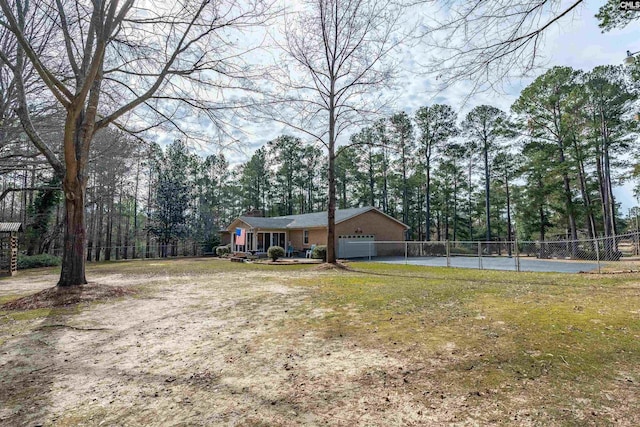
[187,0,639,210]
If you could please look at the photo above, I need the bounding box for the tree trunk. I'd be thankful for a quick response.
[572,137,597,240]
[1,177,5,218]
[146,231,151,258]
[537,179,544,243]
[124,204,130,260]
[368,146,375,206]
[95,193,103,262]
[559,149,577,257]
[105,181,114,261]
[10,180,15,219]
[468,159,473,240]
[86,183,95,261]
[444,200,450,241]
[133,158,140,259]
[382,146,388,214]
[116,184,123,260]
[327,88,337,264]
[58,179,87,286]
[327,155,337,263]
[341,175,347,209]
[402,142,408,227]
[483,138,491,242]
[453,163,458,242]
[505,167,512,257]
[425,156,431,241]
[21,169,28,226]
[604,144,617,236]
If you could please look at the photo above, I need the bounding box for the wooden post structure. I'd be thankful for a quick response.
[0,223,23,276]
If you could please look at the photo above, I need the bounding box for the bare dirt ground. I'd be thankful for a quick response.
[1,262,434,426]
[1,259,639,426]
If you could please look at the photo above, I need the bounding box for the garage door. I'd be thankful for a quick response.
[338,235,376,259]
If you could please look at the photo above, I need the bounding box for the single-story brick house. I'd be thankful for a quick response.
[225,207,409,258]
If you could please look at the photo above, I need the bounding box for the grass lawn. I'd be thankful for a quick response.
[1,258,639,425]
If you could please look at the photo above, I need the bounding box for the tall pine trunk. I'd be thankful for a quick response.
[573,139,597,240]
[105,180,114,261]
[504,165,512,257]
[116,185,123,260]
[483,137,491,242]
[425,156,431,241]
[95,194,103,262]
[368,146,375,206]
[86,183,95,261]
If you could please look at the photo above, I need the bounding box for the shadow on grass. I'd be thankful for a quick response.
[0,289,73,425]
[0,284,130,425]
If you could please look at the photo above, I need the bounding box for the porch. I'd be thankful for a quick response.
[232,230,289,254]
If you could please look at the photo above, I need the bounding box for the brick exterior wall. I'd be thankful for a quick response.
[335,210,406,241]
[335,210,407,256]
[289,228,327,251]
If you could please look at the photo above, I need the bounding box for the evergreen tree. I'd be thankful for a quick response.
[462,105,506,242]
[415,104,458,240]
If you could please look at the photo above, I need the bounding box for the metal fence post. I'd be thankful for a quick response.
[369,240,372,261]
[595,237,601,274]
[514,238,521,272]
[405,241,408,265]
[478,242,483,270]
[446,240,451,267]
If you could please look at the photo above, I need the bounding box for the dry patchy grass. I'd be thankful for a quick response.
[0,258,638,425]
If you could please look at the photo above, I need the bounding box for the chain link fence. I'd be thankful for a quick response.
[346,231,640,273]
[43,239,205,262]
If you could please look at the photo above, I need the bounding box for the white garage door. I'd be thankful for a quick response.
[338,235,376,259]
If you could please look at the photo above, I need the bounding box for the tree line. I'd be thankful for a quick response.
[3,63,638,257]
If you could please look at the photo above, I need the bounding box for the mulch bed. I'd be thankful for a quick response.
[1,283,135,311]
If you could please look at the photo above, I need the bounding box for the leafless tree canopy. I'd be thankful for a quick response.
[419,0,586,93]
[267,0,405,146]
[0,3,59,174]
[261,0,406,263]
[0,0,276,286]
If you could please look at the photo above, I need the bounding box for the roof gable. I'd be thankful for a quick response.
[226,218,253,231]
[235,216,293,229]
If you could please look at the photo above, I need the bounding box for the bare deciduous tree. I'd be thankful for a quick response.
[419,0,587,93]
[264,0,405,263]
[0,0,275,286]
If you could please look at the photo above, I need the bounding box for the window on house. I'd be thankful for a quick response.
[303,230,309,245]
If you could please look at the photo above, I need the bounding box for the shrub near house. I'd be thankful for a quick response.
[216,245,231,257]
[311,245,327,261]
[267,246,285,261]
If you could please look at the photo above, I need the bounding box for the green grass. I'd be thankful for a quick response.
[284,262,640,416]
[0,294,26,305]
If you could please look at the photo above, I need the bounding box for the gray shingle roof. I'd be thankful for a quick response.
[279,206,373,228]
[238,216,294,229]
[236,207,380,230]
[0,223,23,232]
